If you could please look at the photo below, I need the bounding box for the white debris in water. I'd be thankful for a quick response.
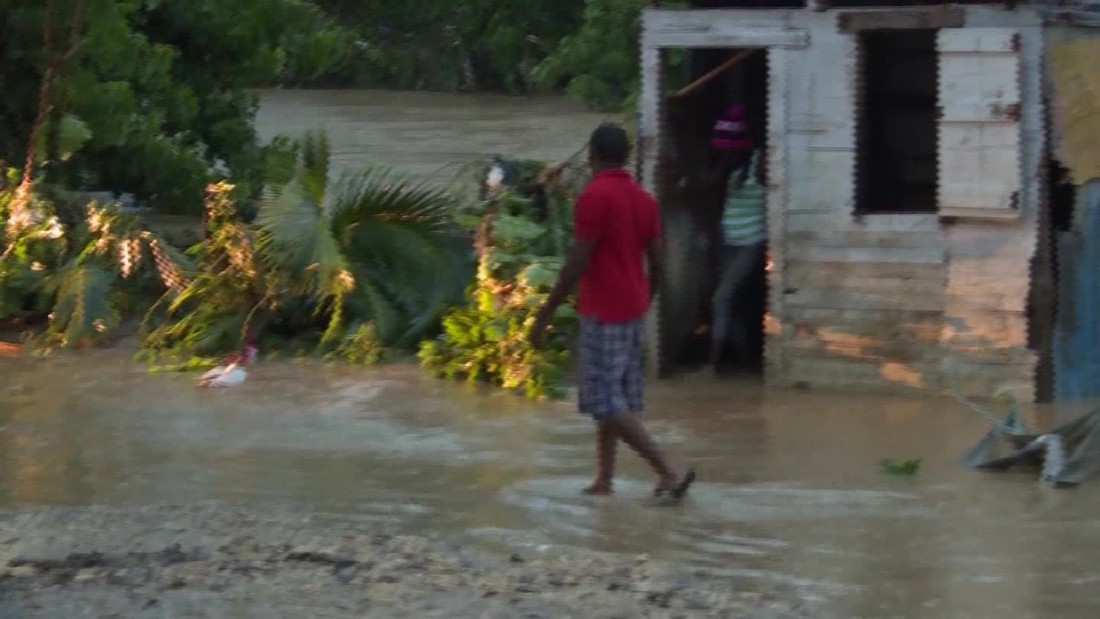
[1033,434,1067,482]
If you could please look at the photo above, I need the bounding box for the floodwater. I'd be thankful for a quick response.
[4,91,1100,616]
[3,349,1100,618]
[253,89,612,185]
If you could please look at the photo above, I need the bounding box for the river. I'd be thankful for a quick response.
[2,91,1100,618]
[253,89,612,186]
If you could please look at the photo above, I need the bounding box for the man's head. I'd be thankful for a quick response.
[588,123,631,171]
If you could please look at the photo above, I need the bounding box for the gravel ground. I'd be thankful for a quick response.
[0,504,823,618]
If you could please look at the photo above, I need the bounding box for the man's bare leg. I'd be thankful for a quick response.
[605,414,685,492]
[582,422,617,495]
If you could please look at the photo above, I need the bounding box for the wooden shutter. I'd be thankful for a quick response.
[937,28,1023,220]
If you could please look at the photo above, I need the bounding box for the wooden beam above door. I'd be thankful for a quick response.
[836,7,966,33]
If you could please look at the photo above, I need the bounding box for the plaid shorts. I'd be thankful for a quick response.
[578,316,645,420]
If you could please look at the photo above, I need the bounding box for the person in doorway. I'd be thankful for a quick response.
[707,104,766,373]
[707,103,754,180]
[529,123,696,499]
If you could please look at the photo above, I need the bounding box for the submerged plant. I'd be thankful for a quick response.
[880,458,922,476]
[1,166,192,349]
[419,156,588,400]
[140,130,470,365]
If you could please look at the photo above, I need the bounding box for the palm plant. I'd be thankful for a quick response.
[256,130,470,352]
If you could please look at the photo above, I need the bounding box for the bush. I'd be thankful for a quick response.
[139,130,471,367]
[0,165,191,349]
[419,157,588,399]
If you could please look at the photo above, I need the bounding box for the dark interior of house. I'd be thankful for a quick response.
[657,47,769,377]
[855,29,939,215]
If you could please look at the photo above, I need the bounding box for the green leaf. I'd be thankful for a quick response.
[519,257,563,290]
[45,261,118,346]
[493,214,546,245]
[880,459,922,476]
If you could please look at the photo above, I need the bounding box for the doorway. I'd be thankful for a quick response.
[656,47,770,377]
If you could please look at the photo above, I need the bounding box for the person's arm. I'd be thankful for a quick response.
[529,190,603,347]
[540,241,594,317]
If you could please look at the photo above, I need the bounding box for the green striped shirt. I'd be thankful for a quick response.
[721,177,766,246]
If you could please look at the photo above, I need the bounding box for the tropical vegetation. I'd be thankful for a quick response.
[139,130,472,368]
[420,158,588,399]
[2,0,652,398]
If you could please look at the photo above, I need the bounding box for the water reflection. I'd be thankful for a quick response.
[3,349,1100,616]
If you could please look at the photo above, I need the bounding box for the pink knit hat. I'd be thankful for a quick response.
[710,104,753,152]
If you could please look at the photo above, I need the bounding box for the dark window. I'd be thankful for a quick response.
[854,30,938,215]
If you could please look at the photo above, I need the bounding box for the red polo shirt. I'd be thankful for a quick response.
[573,169,661,323]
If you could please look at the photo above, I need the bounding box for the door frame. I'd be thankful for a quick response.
[637,8,804,379]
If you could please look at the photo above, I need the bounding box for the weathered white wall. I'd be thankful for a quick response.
[767,12,948,395]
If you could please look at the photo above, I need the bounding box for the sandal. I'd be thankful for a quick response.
[654,468,696,500]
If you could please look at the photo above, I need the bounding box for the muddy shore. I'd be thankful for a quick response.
[1,503,821,618]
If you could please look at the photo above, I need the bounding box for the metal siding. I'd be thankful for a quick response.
[1047,34,1100,184]
[1055,180,1100,401]
[937,28,1024,220]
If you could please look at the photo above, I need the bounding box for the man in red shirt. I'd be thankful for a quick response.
[530,123,695,499]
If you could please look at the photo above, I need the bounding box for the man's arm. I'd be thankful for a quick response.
[538,240,594,319]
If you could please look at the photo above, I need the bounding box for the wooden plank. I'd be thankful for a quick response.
[939,53,1020,121]
[787,306,942,324]
[785,335,938,362]
[787,262,944,281]
[943,294,1028,313]
[785,245,944,264]
[961,6,1044,29]
[764,46,790,376]
[940,358,1036,385]
[942,309,1028,347]
[783,285,944,312]
[786,212,940,233]
[943,224,1033,258]
[644,8,791,29]
[786,32,858,142]
[938,28,1019,53]
[938,124,1021,214]
[944,261,1034,279]
[638,39,662,380]
[645,26,809,49]
[836,7,965,33]
[937,28,1023,220]
[786,151,856,212]
[946,271,1030,296]
[786,230,944,250]
[786,272,944,297]
[637,45,661,197]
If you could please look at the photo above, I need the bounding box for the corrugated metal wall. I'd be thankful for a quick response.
[1054,180,1100,400]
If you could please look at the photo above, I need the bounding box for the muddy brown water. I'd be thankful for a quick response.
[253,89,613,186]
[3,348,1100,618]
[5,92,1100,617]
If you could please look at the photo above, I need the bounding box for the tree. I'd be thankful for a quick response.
[533,0,648,111]
[0,0,347,215]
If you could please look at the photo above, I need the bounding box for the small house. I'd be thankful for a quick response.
[638,1,1100,403]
